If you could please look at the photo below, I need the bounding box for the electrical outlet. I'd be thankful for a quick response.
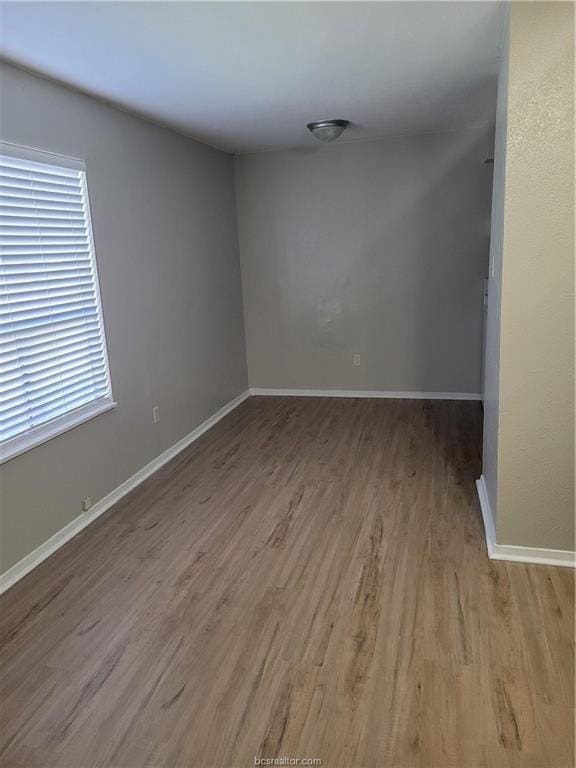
[81,496,92,512]
[152,405,160,424]
[353,354,361,367]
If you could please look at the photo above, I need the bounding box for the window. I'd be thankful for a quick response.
[0,143,115,463]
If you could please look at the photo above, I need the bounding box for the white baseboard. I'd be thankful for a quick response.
[476,475,575,568]
[476,475,497,557]
[249,387,481,400]
[0,390,250,595]
[489,543,576,568]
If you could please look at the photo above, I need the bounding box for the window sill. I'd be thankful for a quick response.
[0,399,118,465]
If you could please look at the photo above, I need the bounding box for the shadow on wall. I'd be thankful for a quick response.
[357,125,494,393]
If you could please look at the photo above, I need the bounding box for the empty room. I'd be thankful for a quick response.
[0,2,574,767]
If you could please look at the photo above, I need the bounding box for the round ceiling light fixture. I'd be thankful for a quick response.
[306,119,350,143]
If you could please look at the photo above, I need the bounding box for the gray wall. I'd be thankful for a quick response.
[482,14,509,534]
[235,127,493,393]
[0,63,248,572]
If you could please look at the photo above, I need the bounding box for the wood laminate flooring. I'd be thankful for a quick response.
[0,397,574,768]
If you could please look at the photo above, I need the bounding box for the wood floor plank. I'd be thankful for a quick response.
[0,396,573,768]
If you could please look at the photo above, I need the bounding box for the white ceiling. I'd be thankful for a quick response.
[0,2,506,154]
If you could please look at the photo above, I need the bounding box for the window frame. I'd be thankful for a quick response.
[0,142,116,464]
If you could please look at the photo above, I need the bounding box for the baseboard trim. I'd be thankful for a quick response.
[476,475,497,558]
[0,390,250,595]
[249,387,481,400]
[476,475,575,568]
[490,543,576,568]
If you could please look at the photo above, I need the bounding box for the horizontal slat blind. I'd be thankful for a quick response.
[0,150,113,447]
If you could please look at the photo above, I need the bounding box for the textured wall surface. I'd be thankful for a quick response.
[0,64,247,572]
[495,2,575,549]
[235,128,493,394]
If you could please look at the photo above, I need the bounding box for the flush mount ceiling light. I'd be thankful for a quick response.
[307,119,350,143]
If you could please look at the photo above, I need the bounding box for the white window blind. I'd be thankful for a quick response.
[0,144,115,463]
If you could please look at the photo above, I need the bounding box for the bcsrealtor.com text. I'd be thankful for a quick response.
[254,758,321,766]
